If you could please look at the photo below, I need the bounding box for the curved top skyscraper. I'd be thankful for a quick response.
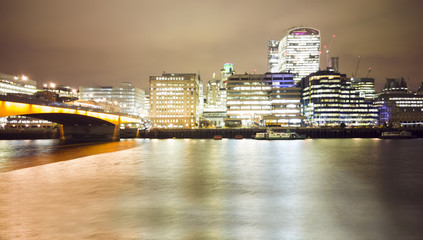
[277,27,321,83]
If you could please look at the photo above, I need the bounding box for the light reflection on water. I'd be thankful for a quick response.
[1,138,423,239]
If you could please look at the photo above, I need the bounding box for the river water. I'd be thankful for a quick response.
[0,138,423,240]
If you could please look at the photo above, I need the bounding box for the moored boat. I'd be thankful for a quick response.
[254,129,306,140]
[379,130,417,139]
[214,135,222,140]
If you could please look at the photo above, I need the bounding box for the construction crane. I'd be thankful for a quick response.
[353,56,361,78]
[366,67,372,78]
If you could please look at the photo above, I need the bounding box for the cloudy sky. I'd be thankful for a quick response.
[1,0,422,91]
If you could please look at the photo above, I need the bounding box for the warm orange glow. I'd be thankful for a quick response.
[0,100,140,125]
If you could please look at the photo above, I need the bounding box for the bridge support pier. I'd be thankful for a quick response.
[59,124,120,143]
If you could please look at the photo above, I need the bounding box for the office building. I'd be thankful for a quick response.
[79,82,145,116]
[382,77,408,93]
[0,72,55,129]
[278,27,321,83]
[205,79,226,111]
[226,72,303,127]
[149,73,201,128]
[42,84,79,101]
[377,78,423,127]
[300,70,378,126]
[0,73,38,95]
[226,73,271,127]
[351,77,376,100]
[267,40,280,73]
[263,72,304,126]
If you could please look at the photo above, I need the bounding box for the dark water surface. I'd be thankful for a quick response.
[1,138,423,239]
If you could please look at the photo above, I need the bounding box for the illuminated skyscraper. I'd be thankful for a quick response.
[278,27,321,83]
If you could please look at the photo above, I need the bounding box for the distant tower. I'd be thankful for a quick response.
[382,77,408,93]
[220,63,234,85]
[267,40,280,72]
[278,27,321,83]
[330,57,339,72]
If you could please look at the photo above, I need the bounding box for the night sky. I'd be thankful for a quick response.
[1,0,422,91]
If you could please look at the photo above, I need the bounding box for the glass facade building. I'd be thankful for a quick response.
[264,73,304,127]
[278,27,321,83]
[300,70,378,126]
[351,77,376,100]
[80,82,145,116]
[226,72,303,127]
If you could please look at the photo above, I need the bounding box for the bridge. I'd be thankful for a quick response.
[0,94,145,143]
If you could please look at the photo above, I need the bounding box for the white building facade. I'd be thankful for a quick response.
[79,82,145,116]
[277,27,321,83]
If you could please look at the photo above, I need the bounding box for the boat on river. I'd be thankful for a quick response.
[379,130,417,139]
[254,129,306,140]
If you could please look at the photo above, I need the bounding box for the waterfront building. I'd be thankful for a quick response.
[198,75,204,117]
[267,40,280,73]
[143,91,149,118]
[79,82,145,116]
[351,77,376,100]
[300,70,378,127]
[0,73,38,95]
[216,63,235,114]
[382,77,408,93]
[263,73,304,127]
[42,84,79,101]
[201,110,226,128]
[376,79,423,127]
[226,72,303,127]
[226,73,271,127]
[149,73,201,128]
[278,27,321,83]
[202,76,227,128]
[0,72,54,129]
[205,79,226,111]
[206,79,221,109]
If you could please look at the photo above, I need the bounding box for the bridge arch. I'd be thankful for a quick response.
[0,100,141,142]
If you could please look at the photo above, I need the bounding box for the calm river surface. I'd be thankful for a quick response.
[1,138,423,240]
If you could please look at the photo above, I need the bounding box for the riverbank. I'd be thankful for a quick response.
[2,127,423,140]
[141,127,423,139]
[0,129,59,139]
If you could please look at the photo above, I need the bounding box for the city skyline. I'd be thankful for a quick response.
[1,0,422,91]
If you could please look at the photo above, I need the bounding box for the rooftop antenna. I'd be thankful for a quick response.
[366,67,372,78]
[353,56,361,78]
